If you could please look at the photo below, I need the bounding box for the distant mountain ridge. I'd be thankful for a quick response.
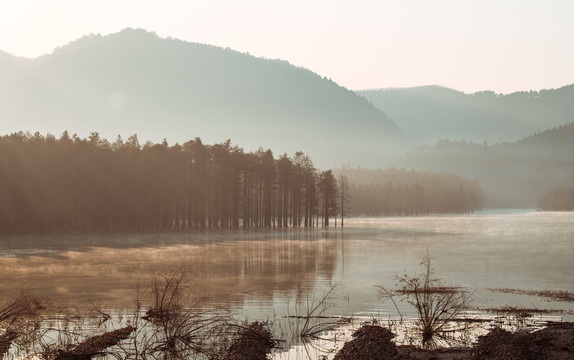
[399,123,574,207]
[0,28,405,168]
[359,85,574,145]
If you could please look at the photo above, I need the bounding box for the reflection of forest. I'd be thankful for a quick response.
[0,231,338,309]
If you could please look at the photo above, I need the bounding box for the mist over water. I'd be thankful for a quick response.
[2,211,572,323]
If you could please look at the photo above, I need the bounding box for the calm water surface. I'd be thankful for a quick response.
[1,210,573,355]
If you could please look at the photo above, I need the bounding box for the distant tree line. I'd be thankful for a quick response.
[538,188,574,211]
[336,167,484,216]
[0,132,339,233]
[398,123,574,208]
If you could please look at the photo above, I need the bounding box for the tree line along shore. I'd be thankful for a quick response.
[0,131,483,234]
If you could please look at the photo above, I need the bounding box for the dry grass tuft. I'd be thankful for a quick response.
[376,251,473,348]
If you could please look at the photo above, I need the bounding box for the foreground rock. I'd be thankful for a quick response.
[334,322,574,360]
[470,322,574,360]
[399,346,470,360]
[223,322,276,360]
[334,325,401,360]
[333,325,469,360]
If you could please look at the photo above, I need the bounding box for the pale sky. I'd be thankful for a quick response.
[1,0,573,94]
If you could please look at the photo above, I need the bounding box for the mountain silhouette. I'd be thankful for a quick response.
[359,85,574,145]
[0,28,405,168]
[399,123,574,207]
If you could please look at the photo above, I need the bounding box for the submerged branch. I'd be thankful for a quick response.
[53,326,135,360]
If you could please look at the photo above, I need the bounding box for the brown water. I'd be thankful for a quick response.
[1,210,573,355]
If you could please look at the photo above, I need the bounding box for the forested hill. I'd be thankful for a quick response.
[0,28,404,168]
[399,123,574,208]
[359,85,574,145]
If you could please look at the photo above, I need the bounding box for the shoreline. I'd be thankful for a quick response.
[331,321,574,360]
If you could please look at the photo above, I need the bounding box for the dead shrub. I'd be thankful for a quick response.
[128,271,231,359]
[376,251,473,348]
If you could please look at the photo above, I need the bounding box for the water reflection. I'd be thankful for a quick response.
[336,212,574,321]
[1,211,573,321]
[0,229,338,308]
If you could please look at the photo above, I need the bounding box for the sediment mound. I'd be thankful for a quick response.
[333,322,574,360]
[334,325,401,360]
[470,322,574,360]
[223,322,276,360]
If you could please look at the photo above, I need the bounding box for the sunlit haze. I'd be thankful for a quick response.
[1,0,573,93]
[2,1,574,357]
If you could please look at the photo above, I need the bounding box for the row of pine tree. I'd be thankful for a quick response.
[538,187,574,211]
[0,131,339,233]
[0,131,484,234]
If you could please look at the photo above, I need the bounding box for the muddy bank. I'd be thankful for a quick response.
[332,322,574,360]
[469,322,574,360]
[223,322,277,360]
[333,325,400,360]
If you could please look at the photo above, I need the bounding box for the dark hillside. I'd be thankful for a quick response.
[399,123,574,207]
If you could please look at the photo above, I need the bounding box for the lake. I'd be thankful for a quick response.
[1,210,573,357]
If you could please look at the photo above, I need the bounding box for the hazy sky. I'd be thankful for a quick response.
[1,0,573,93]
